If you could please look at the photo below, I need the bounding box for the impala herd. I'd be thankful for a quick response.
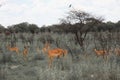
[94,48,120,60]
[4,42,68,68]
[3,42,120,68]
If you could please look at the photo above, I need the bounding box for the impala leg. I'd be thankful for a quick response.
[23,54,28,61]
[16,51,19,56]
[103,55,108,62]
[23,55,26,61]
[103,54,105,59]
[57,55,61,59]
[106,55,108,61]
[26,54,28,61]
[49,57,53,68]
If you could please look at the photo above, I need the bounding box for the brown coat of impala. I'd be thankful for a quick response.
[43,42,68,68]
[23,46,28,61]
[7,44,19,55]
[94,49,108,59]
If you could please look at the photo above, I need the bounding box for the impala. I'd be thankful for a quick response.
[7,44,19,55]
[22,46,29,61]
[43,42,68,68]
[94,49,108,60]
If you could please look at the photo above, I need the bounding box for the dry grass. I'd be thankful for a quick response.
[0,32,120,80]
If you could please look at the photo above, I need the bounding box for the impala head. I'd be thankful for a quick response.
[42,42,50,53]
[24,45,28,49]
[42,47,47,53]
[94,48,97,51]
[44,42,50,49]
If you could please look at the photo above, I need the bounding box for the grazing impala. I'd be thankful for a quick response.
[22,46,29,61]
[7,44,19,55]
[43,42,68,68]
[94,48,108,60]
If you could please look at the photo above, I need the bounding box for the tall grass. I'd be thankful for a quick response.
[0,32,120,80]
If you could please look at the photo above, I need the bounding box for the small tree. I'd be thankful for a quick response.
[61,10,103,52]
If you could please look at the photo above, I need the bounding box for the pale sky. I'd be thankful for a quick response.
[0,0,120,27]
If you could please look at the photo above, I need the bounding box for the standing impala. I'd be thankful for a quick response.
[94,48,108,60]
[43,42,68,68]
[7,44,19,55]
[22,46,29,61]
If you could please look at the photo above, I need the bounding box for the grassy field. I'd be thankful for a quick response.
[0,32,120,80]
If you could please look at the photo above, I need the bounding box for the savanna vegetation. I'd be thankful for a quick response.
[0,10,120,80]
